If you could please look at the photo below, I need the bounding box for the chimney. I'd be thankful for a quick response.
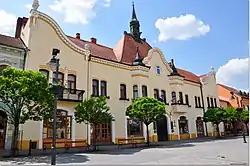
[76,33,80,39]
[90,37,97,44]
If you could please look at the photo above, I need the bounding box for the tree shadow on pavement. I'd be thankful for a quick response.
[86,147,143,155]
[0,153,89,165]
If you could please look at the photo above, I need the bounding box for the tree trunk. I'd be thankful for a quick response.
[216,123,221,138]
[146,124,150,147]
[11,123,19,156]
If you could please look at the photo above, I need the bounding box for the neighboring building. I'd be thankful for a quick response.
[217,84,249,110]
[217,83,249,135]
[3,2,222,150]
[0,34,28,150]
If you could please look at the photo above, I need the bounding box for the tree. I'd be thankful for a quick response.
[74,96,114,150]
[126,97,166,147]
[203,108,226,137]
[0,67,53,156]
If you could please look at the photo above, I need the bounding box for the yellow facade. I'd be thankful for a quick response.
[2,8,224,150]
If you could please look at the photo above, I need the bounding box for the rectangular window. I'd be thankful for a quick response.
[185,94,189,105]
[207,97,210,108]
[198,97,201,107]
[68,74,76,90]
[43,110,72,139]
[214,98,217,108]
[210,98,214,108]
[92,79,99,96]
[100,81,107,96]
[120,84,127,99]
[127,119,143,137]
[142,85,148,97]
[154,89,159,99]
[133,85,139,98]
[194,96,198,107]
[179,92,183,104]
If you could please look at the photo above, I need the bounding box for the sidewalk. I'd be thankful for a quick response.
[0,135,244,158]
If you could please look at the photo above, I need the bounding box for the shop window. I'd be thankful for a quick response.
[178,116,189,134]
[43,110,72,139]
[127,118,143,137]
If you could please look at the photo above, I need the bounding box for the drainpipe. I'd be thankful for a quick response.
[20,38,30,70]
[200,83,208,136]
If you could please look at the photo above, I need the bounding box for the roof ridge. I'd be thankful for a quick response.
[67,35,114,50]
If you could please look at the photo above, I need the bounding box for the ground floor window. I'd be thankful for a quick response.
[179,116,189,134]
[43,110,72,139]
[127,118,143,137]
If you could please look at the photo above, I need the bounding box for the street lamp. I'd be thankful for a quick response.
[230,92,247,143]
[48,48,60,165]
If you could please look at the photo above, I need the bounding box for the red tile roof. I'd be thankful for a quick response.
[217,84,238,93]
[177,68,200,83]
[68,34,202,83]
[0,34,26,50]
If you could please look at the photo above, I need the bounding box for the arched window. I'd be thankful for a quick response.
[154,89,159,99]
[178,116,189,134]
[92,79,99,97]
[43,110,72,139]
[39,69,49,80]
[68,74,76,90]
[100,80,107,96]
[161,90,166,104]
[53,72,64,84]
[0,65,9,75]
[142,85,148,97]
[133,85,139,98]
[171,91,176,104]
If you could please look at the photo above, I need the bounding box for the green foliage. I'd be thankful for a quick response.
[74,96,114,125]
[203,107,225,124]
[0,67,54,125]
[240,109,249,122]
[126,97,166,125]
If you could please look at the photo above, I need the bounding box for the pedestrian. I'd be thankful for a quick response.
[242,122,247,143]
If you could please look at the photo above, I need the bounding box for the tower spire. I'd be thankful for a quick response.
[129,1,141,42]
[131,1,138,21]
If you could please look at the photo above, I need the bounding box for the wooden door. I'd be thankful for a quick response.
[91,123,112,143]
[0,111,7,149]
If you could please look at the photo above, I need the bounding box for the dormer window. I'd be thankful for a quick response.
[156,66,160,75]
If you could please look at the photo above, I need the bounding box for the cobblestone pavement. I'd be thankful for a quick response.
[0,137,248,165]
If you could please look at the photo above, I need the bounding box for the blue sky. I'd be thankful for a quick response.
[0,0,248,91]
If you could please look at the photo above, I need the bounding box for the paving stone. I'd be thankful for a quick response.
[0,137,248,165]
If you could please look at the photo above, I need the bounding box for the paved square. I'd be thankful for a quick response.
[0,138,248,165]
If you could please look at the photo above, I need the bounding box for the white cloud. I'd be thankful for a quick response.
[49,0,111,25]
[216,58,249,91]
[0,10,17,36]
[25,4,32,11]
[155,14,210,42]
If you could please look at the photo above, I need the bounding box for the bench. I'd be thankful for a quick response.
[117,137,145,148]
[43,140,87,150]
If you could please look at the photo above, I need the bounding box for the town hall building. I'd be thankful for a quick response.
[0,1,224,150]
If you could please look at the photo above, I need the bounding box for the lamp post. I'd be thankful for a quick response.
[230,92,247,143]
[48,48,60,165]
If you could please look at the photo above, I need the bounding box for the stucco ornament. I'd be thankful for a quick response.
[32,0,40,10]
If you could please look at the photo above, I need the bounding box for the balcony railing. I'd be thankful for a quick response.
[58,88,85,102]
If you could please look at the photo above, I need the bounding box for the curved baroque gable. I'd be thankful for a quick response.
[31,10,90,57]
[143,48,173,73]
